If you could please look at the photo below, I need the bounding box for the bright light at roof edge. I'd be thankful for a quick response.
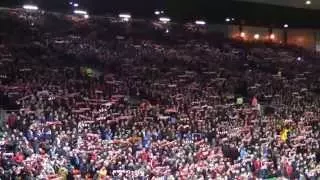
[73,3,79,7]
[74,10,87,15]
[159,17,171,22]
[23,5,39,10]
[240,32,246,37]
[270,34,275,39]
[155,11,160,15]
[195,20,206,25]
[254,34,260,39]
[84,14,89,19]
[305,0,311,5]
[119,14,131,18]
[284,24,288,28]
[225,18,230,22]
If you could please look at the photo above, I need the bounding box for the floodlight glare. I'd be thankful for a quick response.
[74,10,87,15]
[84,14,89,19]
[270,34,275,40]
[119,14,131,19]
[254,34,260,40]
[69,2,73,5]
[240,32,246,38]
[195,20,206,25]
[305,0,311,5]
[159,17,171,23]
[73,3,79,7]
[225,18,231,22]
[284,24,288,28]
[23,5,39,10]
[155,11,160,15]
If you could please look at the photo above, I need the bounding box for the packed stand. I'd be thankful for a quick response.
[0,9,319,179]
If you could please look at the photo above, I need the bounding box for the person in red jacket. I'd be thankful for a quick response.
[12,152,24,164]
[139,149,150,163]
[253,158,261,175]
[285,162,293,179]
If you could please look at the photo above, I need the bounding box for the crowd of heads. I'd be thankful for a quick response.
[0,8,319,179]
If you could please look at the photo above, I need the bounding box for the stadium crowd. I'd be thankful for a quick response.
[0,9,319,179]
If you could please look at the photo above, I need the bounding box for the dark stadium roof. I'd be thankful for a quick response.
[167,0,320,28]
[2,0,320,28]
[235,0,320,10]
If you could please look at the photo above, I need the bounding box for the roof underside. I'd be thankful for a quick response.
[234,0,320,10]
[1,0,320,28]
[167,0,320,28]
